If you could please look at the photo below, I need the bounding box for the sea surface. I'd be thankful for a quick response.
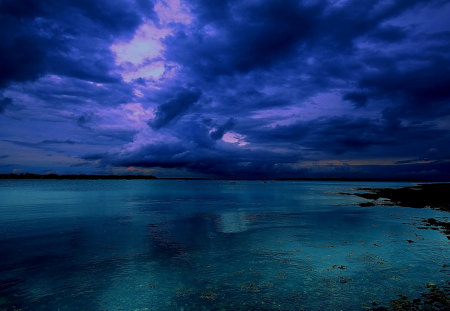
[0,180,448,310]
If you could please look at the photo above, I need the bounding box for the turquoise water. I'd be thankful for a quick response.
[0,180,448,310]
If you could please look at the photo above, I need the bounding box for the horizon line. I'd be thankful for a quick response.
[0,173,448,182]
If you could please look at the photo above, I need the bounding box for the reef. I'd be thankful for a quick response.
[368,282,450,311]
[353,183,450,212]
[343,183,450,239]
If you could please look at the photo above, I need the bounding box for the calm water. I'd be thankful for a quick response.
[0,180,448,310]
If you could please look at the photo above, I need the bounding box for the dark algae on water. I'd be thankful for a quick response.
[342,183,450,311]
[368,282,450,311]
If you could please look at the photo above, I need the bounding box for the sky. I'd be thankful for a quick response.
[0,0,450,179]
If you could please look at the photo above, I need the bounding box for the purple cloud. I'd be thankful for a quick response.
[0,0,449,179]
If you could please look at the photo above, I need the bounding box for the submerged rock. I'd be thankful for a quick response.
[339,276,353,284]
[421,218,450,239]
[368,282,450,311]
[360,202,376,207]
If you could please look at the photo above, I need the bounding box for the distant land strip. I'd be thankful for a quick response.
[0,173,158,180]
[0,173,444,181]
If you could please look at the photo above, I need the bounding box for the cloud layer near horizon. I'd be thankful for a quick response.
[1,0,450,179]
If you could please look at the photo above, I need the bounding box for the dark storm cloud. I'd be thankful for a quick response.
[158,0,450,133]
[16,76,136,110]
[2,0,450,179]
[4,139,81,149]
[83,140,303,179]
[163,0,323,77]
[102,0,449,179]
[343,92,369,108]
[40,139,79,145]
[85,133,450,179]
[164,0,437,80]
[76,113,95,128]
[307,117,401,155]
[0,96,12,113]
[150,88,202,130]
[246,115,450,159]
[358,59,450,119]
[367,25,408,42]
[82,114,301,178]
[0,0,153,88]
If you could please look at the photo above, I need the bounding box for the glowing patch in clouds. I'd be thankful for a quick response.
[222,132,249,146]
[93,103,154,132]
[111,22,168,65]
[110,0,193,83]
[110,21,169,82]
[121,61,166,82]
[154,0,192,25]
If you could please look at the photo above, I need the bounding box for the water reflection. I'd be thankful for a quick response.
[217,211,248,233]
[0,180,448,311]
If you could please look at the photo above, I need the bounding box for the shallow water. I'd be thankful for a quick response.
[0,180,448,310]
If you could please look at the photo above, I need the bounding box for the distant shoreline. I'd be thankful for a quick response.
[0,173,447,182]
[0,173,158,180]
